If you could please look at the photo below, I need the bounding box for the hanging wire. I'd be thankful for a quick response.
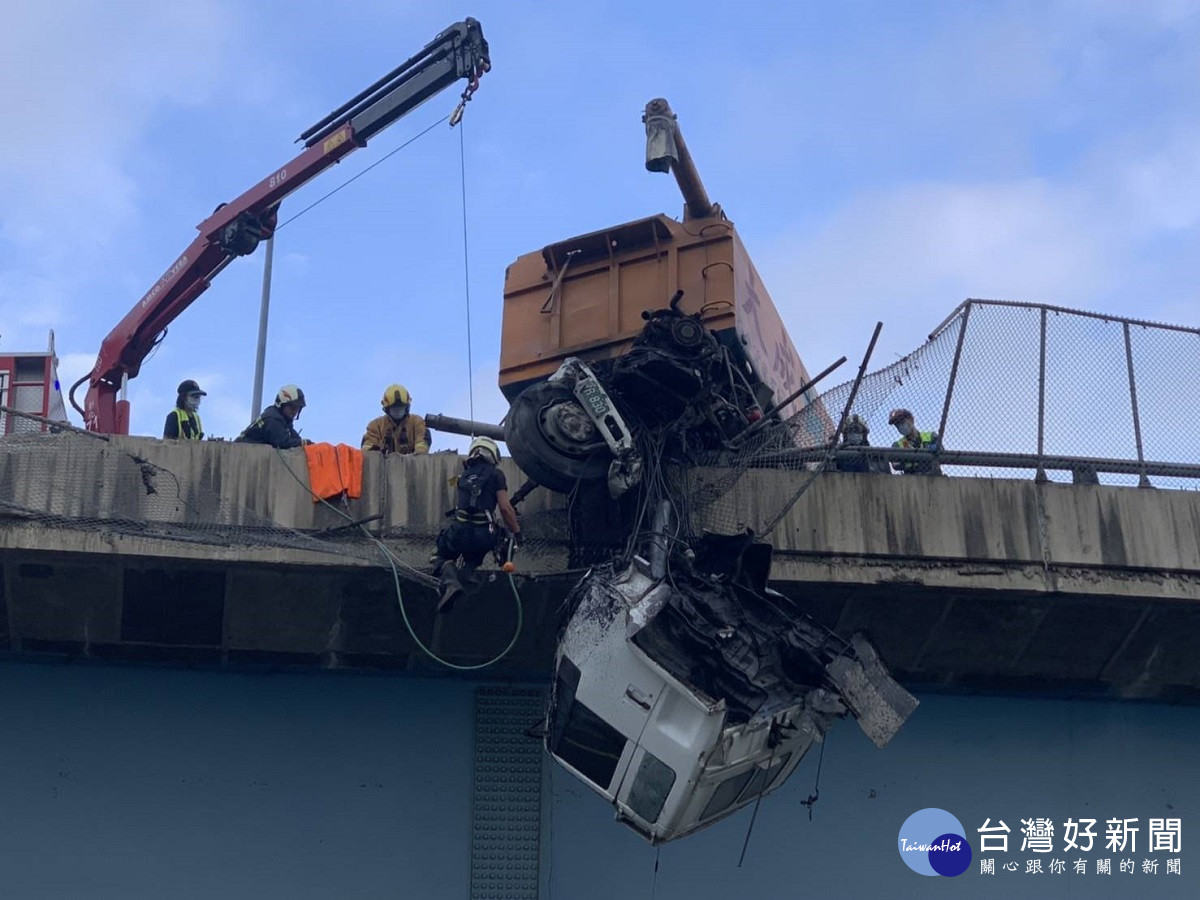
[275,115,449,230]
[799,737,827,821]
[459,119,476,424]
[272,447,523,671]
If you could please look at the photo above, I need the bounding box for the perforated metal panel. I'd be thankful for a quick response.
[470,686,545,900]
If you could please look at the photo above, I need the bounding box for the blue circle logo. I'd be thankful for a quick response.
[898,808,972,876]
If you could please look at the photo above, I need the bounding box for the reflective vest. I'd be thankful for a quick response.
[174,408,204,441]
[893,430,937,451]
[892,431,940,473]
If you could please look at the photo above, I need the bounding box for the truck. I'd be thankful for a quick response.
[495,101,917,843]
[499,99,821,497]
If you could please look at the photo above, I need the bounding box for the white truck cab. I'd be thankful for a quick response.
[547,540,916,844]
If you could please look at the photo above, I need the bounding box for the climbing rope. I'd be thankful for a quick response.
[273,447,524,671]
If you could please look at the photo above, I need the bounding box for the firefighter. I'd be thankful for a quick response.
[236,384,308,449]
[833,414,888,473]
[361,384,431,455]
[888,408,943,475]
[163,379,205,441]
[433,436,523,614]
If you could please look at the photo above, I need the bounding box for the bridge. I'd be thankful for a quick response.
[2,430,1197,701]
[3,299,1199,898]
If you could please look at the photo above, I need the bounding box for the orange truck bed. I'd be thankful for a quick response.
[500,212,813,418]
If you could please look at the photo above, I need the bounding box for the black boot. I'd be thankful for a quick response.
[437,564,465,615]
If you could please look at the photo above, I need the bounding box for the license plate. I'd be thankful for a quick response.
[577,380,610,418]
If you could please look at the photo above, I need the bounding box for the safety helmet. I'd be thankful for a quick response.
[845,414,869,434]
[381,384,412,410]
[887,408,914,426]
[468,435,500,465]
[177,379,207,397]
[275,384,306,409]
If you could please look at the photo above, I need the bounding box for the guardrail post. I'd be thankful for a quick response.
[1123,322,1151,488]
[1036,307,1048,483]
[936,302,971,458]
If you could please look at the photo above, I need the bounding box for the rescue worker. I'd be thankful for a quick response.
[235,384,308,449]
[833,414,888,473]
[433,436,523,614]
[163,379,205,441]
[888,408,943,475]
[361,384,431,455]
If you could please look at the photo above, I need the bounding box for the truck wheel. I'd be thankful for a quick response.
[504,381,611,493]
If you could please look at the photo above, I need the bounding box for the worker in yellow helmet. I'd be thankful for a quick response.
[361,384,431,455]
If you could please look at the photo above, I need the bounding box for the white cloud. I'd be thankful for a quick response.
[0,1,247,350]
[759,176,1121,371]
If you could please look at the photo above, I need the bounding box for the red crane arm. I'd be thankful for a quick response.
[74,18,490,433]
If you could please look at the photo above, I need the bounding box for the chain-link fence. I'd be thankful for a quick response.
[685,299,1200,538]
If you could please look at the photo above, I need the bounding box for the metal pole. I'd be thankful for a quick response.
[1123,322,1151,488]
[937,302,972,446]
[832,322,883,446]
[761,322,882,537]
[424,413,504,441]
[1036,307,1048,483]
[250,236,275,416]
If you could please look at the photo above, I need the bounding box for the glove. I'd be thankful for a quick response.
[513,531,525,549]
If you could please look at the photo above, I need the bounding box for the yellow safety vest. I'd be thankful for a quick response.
[174,408,204,441]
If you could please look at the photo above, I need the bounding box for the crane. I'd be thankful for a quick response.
[70,18,490,433]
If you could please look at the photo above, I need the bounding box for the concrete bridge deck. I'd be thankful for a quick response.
[1,434,1198,700]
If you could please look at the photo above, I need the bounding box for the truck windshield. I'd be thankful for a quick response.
[548,659,627,791]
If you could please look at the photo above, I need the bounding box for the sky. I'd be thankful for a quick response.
[1,0,1197,448]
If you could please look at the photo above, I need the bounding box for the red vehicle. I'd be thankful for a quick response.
[70,20,490,434]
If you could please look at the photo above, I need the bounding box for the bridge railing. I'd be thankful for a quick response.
[776,299,1200,491]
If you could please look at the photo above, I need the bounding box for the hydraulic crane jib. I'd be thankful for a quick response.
[72,19,489,435]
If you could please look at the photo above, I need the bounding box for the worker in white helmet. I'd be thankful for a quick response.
[362,383,430,455]
[236,384,308,449]
[432,435,523,613]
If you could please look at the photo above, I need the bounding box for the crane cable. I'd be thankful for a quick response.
[275,115,450,231]
[459,119,476,423]
[273,447,523,671]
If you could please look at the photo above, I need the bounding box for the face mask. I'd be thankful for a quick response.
[185,394,202,412]
[387,406,408,422]
[899,421,915,437]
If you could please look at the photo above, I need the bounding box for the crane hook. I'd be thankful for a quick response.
[450,66,485,128]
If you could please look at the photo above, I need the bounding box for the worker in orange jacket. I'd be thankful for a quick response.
[362,384,431,455]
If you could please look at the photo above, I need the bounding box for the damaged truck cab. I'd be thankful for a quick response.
[547,535,918,844]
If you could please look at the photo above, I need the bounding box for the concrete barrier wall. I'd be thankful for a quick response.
[720,471,1200,573]
[4,434,1198,580]
[0,434,560,536]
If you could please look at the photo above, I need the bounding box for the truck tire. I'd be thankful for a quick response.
[504,381,611,493]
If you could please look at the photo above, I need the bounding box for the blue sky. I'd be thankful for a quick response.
[1,0,1197,446]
